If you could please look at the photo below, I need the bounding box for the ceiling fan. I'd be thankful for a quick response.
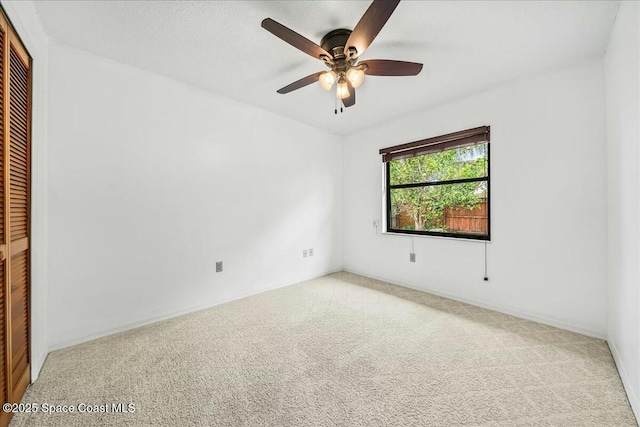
[261,0,423,111]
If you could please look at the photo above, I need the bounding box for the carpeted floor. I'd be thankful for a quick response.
[10,272,638,426]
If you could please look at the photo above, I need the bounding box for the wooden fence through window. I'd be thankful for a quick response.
[444,201,488,234]
[395,200,488,234]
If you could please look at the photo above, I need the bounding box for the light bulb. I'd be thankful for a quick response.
[346,67,365,88]
[336,80,350,99]
[319,71,336,91]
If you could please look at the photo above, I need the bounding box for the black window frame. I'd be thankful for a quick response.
[382,127,491,241]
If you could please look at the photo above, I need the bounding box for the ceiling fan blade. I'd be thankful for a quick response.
[345,0,401,57]
[277,72,323,94]
[343,81,356,107]
[360,59,423,76]
[262,18,332,60]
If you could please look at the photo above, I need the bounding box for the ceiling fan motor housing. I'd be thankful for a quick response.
[320,29,353,63]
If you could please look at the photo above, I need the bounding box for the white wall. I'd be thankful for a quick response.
[47,42,342,349]
[343,59,608,338]
[1,0,49,381]
[605,1,640,419]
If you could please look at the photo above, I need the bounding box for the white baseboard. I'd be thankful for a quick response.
[343,268,607,340]
[31,350,48,382]
[48,269,342,352]
[609,339,640,421]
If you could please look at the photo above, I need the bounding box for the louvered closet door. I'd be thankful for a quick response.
[8,32,30,404]
[0,17,7,427]
[0,9,31,427]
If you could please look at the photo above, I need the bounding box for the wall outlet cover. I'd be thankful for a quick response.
[215,261,223,272]
[303,249,308,258]
[309,248,314,256]
[410,253,416,262]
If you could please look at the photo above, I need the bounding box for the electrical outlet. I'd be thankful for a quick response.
[216,261,223,272]
[309,248,314,256]
[303,249,308,258]
[410,253,416,262]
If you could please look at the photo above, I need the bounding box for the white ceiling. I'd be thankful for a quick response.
[33,1,619,136]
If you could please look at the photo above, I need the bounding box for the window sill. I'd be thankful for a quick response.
[381,231,491,243]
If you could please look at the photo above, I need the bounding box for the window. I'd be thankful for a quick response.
[380,126,490,240]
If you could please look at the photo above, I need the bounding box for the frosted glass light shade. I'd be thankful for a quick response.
[346,67,365,88]
[319,71,337,91]
[336,81,350,99]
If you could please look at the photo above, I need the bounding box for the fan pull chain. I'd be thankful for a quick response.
[333,98,345,115]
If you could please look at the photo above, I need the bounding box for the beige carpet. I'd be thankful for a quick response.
[10,272,637,426]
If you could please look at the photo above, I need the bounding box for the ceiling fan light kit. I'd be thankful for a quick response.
[319,70,337,91]
[336,79,350,99]
[261,0,423,112]
[346,68,365,88]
